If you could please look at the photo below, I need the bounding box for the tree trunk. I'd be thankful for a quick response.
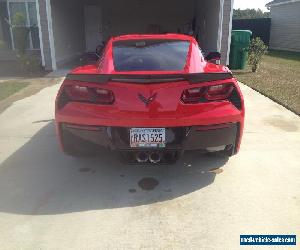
[252,64,258,72]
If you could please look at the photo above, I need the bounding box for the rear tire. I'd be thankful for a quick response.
[63,143,90,157]
[207,145,235,158]
[62,128,98,157]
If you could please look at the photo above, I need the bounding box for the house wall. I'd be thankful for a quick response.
[196,0,232,65]
[50,0,85,66]
[269,1,300,52]
[38,0,53,70]
[0,20,3,41]
[195,0,221,55]
[220,0,233,65]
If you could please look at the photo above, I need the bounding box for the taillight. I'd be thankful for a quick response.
[204,84,234,101]
[181,87,205,104]
[181,83,234,104]
[64,84,114,105]
[64,85,90,102]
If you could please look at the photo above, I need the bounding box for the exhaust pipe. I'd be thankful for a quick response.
[136,152,149,163]
[149,152,161,164]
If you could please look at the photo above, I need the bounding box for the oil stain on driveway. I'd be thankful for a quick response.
[0,82,299,249]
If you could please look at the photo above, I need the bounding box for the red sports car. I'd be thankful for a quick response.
[55,34,245,164]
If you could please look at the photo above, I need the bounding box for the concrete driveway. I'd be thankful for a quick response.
[0,80,299,250]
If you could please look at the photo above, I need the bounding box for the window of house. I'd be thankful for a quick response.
[8,1,40,50]
[0,2,12,49]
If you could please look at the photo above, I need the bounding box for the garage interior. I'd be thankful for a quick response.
[50,0,222,68]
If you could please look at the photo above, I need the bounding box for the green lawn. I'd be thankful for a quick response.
[0,81,29,101]
[233,50,300,115]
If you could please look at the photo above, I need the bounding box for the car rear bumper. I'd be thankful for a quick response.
[55,101,243,128]
[57,122,241,154]
[56,94,245,157]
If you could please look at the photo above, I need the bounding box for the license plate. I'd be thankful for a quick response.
[130,128,166,148]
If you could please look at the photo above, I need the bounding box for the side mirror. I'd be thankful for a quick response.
[96,44,104,56]
[205,52,221,62]
[88,53,100,61]
[82,52,100,65]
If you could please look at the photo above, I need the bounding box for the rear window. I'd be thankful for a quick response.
[113,40,190,71]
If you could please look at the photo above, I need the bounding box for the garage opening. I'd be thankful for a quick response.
[50,0,222,68]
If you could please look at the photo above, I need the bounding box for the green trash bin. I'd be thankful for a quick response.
[229,30,252,70]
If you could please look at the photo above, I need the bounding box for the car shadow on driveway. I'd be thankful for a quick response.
[0,122,228,215]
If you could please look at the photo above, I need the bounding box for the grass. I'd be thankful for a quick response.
[233,50,300,115]
[0,81,29,101]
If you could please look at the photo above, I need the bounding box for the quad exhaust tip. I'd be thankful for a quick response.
[136,152,149,163]
[133,151,177,164]
[149,152,161,164]
[135,151,162,164]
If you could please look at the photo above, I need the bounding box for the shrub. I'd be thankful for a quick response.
[18,54,41,73]
[248,37,268,72]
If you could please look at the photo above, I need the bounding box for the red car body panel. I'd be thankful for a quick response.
[55,34,245,159]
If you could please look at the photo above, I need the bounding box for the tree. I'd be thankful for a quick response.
[233,9,270,19]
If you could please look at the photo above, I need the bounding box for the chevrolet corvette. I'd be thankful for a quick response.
[55,34,245,164]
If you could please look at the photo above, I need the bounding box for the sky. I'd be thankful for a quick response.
[234,0,270,11]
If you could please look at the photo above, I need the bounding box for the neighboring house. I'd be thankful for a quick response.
[266,0,300,52]
[0,0,234,71]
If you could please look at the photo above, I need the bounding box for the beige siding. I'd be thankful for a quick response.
[51,0,85,66]
[0,21,3,41]
[221,0,233,65]
[38,0,53,70]
[270,2,300,52]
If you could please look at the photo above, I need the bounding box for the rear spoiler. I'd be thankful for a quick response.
[66,72,233,84]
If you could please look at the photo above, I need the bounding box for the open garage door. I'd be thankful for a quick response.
[99,0,222,55]
[50,0,224,68]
